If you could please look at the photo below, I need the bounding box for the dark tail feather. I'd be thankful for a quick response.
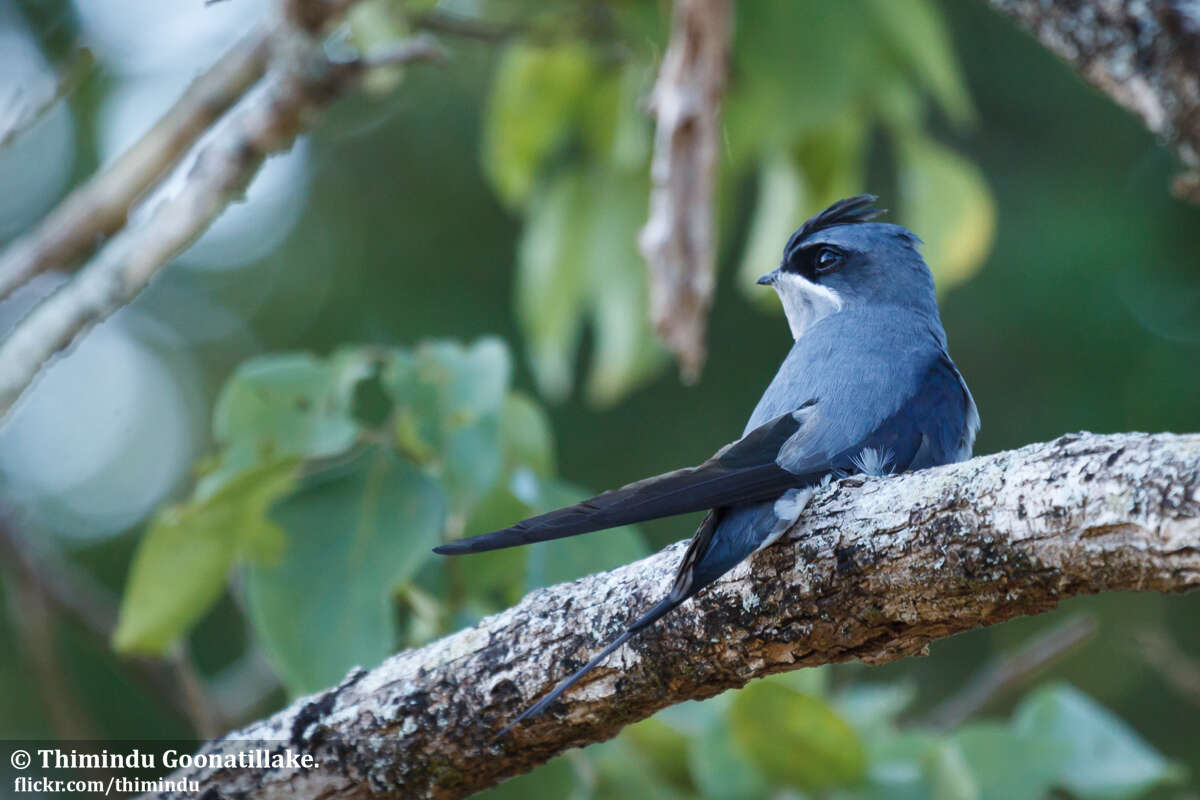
[434,462,789,555]
[493,593,684,739]
[495,512,726,738]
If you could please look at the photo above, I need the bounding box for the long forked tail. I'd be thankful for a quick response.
[493,593,684,739]
[494,511,726,738]
[434,464,793,555]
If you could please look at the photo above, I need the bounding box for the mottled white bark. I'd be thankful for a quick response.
[985,0,1200,201]
[149,431,1200,800]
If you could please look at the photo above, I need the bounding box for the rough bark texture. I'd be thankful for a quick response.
[149,431,1200,800]
[638,0,731,382]
[985,0,1200,200]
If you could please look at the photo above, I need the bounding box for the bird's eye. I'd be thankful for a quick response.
[814,247,843,274]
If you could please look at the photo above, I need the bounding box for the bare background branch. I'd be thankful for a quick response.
[0,14,441,420]
[0,47,93,151]
[0,30,271,301]
[148,432,1200,799]
[639,0,731,382]
[1136,628,1200,709]
[921,613,1098,730]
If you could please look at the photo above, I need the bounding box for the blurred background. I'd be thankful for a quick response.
[0,0,1198,797]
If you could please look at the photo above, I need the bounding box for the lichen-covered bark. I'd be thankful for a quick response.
[149,432,1200,800]
[984,0,1200,200]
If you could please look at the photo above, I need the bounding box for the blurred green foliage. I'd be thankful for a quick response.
[479,0,994,405]
[2,0,1199,798]
[113,338,647,693]
[476,676,1181,799]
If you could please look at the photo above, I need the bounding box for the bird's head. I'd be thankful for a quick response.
[757,195,938,340]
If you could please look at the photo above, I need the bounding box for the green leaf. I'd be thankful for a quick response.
[873,0,974,125]
[500,393,555,476]
[925,741,980,800]
[213,352,361,469]
[473,755,577,799]
[450,388,559,612]
[245,446,445,694]
[727,3,875,164]
[114,460,298,654]
[383,338,511,513]
[608,63,653,170]
[623,718,692,789]
[525,478,648,590]
[443,337,511,419]
[834,681,917,732]
[858,729,939,800]
[764,666,829,697]
[579,168,663,406]
[797,119,868,214]
[866,0,974,125]
[655,693,732,737]
[482,42,595,208]
[516,170,589,401]
[455,483,532,610]
[516,167,663,405]
[897,135,995,292]
[591,739,690,800]
[387,338,509,429]
[580,63,652,171]
[950,723,1067,800]
[442,418,503,514]
[738,151,808,304]
[346,0,411,95]
[1013,683,1186,799]
[688,723,771,800]
[728,679,866,791]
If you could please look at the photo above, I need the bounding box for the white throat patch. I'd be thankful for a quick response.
[774,272,844,339]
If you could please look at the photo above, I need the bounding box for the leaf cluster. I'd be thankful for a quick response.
[480,0,995,405]
[481,676,1184,800]
[113,338,649,694]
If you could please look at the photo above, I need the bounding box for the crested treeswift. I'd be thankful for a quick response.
[434,195,979,736]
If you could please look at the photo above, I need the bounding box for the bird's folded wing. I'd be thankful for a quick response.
[433,411,811,555]
[435,350,972,557]
[773,351,973,477]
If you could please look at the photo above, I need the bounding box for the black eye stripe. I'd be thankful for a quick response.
[782,236,807,265]
[781,244,846,278]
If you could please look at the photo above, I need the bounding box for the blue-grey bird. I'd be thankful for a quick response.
[434,195,979,735]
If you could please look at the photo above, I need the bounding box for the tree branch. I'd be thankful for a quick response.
[0,47,94,151]
[1135,628,1200,708]
[983,0,1200,202]
[0,29,442,420]
[638,0,731,383]
[0,30,272,301]
[148,431,1200,799]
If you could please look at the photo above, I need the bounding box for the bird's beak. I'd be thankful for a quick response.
[756,270,779,286]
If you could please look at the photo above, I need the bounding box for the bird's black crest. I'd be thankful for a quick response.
[783,194,885,260]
